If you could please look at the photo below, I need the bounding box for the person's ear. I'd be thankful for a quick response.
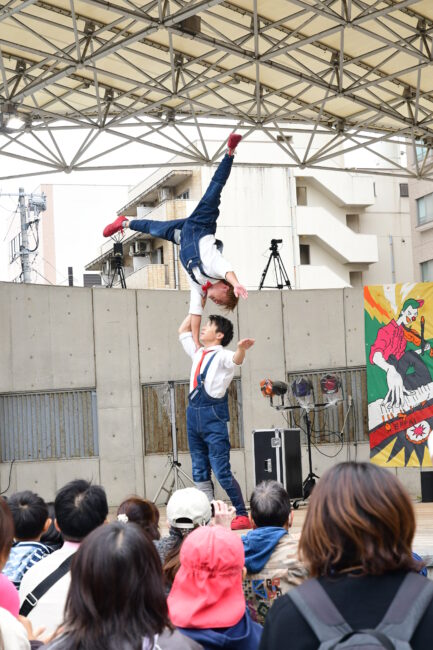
[289,511,294,528]
[215,331,224,342]
[54,519,61,533]
[250,514,257,530]
[42,518,52,533]
[242,566,247,580]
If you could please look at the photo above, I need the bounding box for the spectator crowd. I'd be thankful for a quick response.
[0,462,432,649]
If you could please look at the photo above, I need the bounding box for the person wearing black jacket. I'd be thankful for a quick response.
[260,462,433,650]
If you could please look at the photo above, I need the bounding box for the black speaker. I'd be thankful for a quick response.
[421,471,433,503]
[252,429,303,499]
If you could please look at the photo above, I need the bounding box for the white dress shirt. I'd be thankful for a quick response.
[187,235,233,316]
[180,333,241,398]
[19,541,79,634]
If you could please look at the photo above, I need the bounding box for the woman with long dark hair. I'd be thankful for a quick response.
[46,522,201,650]
[260,462,433,649]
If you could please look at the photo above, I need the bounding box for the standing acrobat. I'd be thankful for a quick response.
[179,312,254,530]
[103,133,247,348]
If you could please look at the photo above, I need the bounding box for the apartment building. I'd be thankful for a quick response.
[407,146,433,283]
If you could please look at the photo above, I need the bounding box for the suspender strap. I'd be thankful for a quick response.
[198,352,218,383]
[19,554,74,617]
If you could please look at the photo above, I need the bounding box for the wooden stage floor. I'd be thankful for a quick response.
[290,501,433,565]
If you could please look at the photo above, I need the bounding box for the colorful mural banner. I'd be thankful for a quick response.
[365,282,433,468]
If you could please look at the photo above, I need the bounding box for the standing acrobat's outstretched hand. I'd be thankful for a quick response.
[233,284,248,299]
[238,338,255,350]
[233,338,255,365]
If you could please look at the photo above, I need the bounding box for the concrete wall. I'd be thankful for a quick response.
[0,282,424,505]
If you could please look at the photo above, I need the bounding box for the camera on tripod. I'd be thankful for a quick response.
[270,238,282,251]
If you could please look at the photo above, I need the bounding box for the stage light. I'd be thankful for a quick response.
[260,379,288,398]
[291,377,314,410]
[320,374,343,405]
[1,102,25,130]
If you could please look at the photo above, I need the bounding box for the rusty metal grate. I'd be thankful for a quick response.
[142,379,243,454]
[0,390,99,461]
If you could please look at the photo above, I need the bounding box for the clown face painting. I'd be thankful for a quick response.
[365,283,433,467]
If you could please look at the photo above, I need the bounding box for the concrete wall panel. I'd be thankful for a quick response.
[137,290,191,382]
[343,288,365,366]
[283,289,346,371]
[93,289,144,503]
[0,284,94,392]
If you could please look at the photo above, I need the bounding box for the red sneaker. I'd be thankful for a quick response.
[228,133,242,155]
[231,515,251,530]
[103,215,126,238]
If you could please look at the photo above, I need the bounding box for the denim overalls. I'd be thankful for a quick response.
[129,154,233,283]
[187,351,247,516]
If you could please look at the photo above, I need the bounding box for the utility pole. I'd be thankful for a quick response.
[2,189,46,283]
[18,187,31,283]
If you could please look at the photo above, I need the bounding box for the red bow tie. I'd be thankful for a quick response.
[202,281,212,292]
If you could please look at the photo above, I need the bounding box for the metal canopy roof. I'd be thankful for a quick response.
[1,0,433,179]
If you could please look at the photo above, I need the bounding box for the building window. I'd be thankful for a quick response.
[151,246,163,264]
[421,259,433,282]
[416,145,428,161]
[346,214,359,233]
[176,190,190,200]
[417,193,433,226]
[399,183,409,198]
[296,185,307,206]
[349,271,363,288]
[300,244,310,265]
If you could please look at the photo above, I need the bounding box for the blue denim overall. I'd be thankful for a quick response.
[187,351,247,516]
[129,154,233,284]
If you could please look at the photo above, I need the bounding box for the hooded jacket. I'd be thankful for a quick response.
[177,612,262,650]
[242,530,307,626]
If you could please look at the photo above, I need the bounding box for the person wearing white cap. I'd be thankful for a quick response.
[154,488,234,593]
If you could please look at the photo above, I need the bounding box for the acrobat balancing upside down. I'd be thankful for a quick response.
[103,133,247,349]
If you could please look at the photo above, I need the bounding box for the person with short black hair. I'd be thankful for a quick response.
[45,522,201,650]
[40,502,63,552]
[3,490,52,589]
[19,479,108,634]
[242,481,307,625]
[179,313,254,530]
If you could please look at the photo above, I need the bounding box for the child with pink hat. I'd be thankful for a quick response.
[168,525,262,649]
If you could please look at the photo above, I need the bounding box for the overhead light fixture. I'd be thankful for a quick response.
[1,102,25,130]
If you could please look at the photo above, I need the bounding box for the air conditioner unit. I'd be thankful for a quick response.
[133,240,152,256]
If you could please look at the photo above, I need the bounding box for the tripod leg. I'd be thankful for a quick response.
[258,253,274,290]
[153,463,176,504]
[276,253,292,289]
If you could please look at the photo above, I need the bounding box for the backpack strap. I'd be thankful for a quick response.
[19,554,73,617]
[329,630,395,650]
[288,579,353,643]
[377,572,433,642]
